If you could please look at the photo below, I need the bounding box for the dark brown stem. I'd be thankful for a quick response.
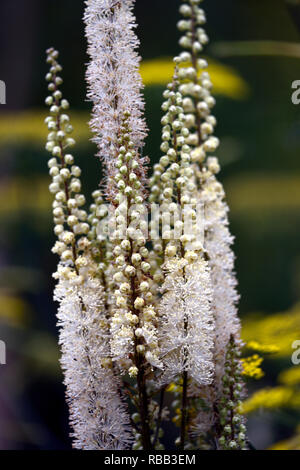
[152,386,166,448]
[136,358,152,450]
[180,364,188,449]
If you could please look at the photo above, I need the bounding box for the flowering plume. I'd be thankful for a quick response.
[43,0,250,451]
[159,257,215,386]
[84,0,147,197]
[85,1,156,450]
[45,48,132,450]
[148,0,246,449]
[202,173,241,393]
[55,272,132,450]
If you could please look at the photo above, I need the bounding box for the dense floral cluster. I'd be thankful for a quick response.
[45,47,132,450]
[44,0,247,450]
[84,0,147,200]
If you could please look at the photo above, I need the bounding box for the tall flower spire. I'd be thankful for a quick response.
[149,73,216,449]
[148,0,245,448]
[45,48,132,450]
[84,0,159,450]
[84,0,147,198]
[43,0,249,451]
[202,172,241,393]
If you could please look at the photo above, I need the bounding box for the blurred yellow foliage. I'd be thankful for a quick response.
[0,111,90,146]
[241,307,300,445]
[227,173,300,212]
[140,57,249,99]
[0,292,30,326]
[246,340,279,355]
[0,176,51,213]
[242,304,300,358]
[279,366,300,386]
[0,57,248,146]
[241,354,264,380]
[241,386,300,414]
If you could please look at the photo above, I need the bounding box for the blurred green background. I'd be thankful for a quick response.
[0,0,300,450]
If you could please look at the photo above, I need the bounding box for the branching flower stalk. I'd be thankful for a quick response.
[45,48,132,450]
[150,72,215,448]
[150,0,244,449]
[107,112,161,450]
[84,0,160,450]
[43,0,249,451]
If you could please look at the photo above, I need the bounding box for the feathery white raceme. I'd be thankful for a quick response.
[44,46,133,450]
[170,0,242,398]
[84,0,147,171]
[202,172,241,393]
[55,267,132,450]
[159,257,215,386]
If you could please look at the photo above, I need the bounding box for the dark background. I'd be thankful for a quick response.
[0,0,300,449]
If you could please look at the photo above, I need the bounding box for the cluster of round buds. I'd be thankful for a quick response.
[87,190,108,256]
[178,0,207,52]
[149,0,222,269]
[107,111,148,206]
[45,48,91,281]
[218,336,247,450]
[86,189,114,289]
[132,419,143,450]
[109,112,160,374]
[149,73,205,260]
[150,77,192,206]
[173,2,219,166]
